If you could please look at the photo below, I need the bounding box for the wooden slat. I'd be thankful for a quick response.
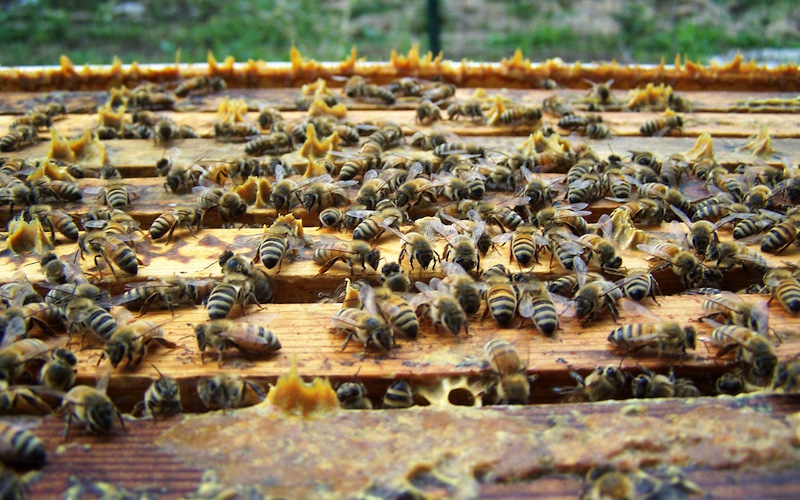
[18,395,800,500]
[5,108,800,140]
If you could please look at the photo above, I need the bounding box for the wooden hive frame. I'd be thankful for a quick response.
[0,48,799,498]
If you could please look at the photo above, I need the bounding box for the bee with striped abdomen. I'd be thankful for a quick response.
[382,380,414,409]
[411,280,469,337]
[608,321,697,355]
[640,114,683,136]
[194,319,281,366]
[198,374,264,411]
[313,238,381,276]
[175,75,226,97]
[134,365,181,420]
[554,365,626,403]
[483,339,534,405]
[764,268,800,314]
[331,307,393,354]
[78,231,139,277]
[60,374,126,438]
[38,347,77,392]
[0,421,46,468]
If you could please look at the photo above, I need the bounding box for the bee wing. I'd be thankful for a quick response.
[414,281,432,293]
[83,186,102,196]
[596,214,613,240]
[0,317,27,348]
[620,298,659,320]
[357,283,380,316]
[669,205,693,227]
[83,219,109,230]
[113,308,135,325]
[440,261,469,277]
[345,209,380,220]
[406,162,425,181]
[275,164,286,183]
[752,299,770,337]
[363,169,379,183]
[711,213,748,231]
[573,256,589,288]
[425,217,454,239]
[492,232,513,245]
[232,233,263,249]
[381,224,410,244]
[636,244,670,261]
[517,292,534,318]
[520,165,533,183]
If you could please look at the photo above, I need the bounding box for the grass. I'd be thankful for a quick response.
[1,0,799,66]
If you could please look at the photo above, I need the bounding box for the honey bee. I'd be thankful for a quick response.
[337,377,372,410]
[638,242,705,288]
[158,153,206,193]
[764,268,800,314]
[409,130,447,150]
[379,262,413,293]
[384,225,440,272]
[704,319,777,379]
[585,122,612,139]
[244,131,293,156]
[533,203,590,234]
[267,164,300,211]
[433,141,485,158]
[206,273,263,320]
[447,100,484,121]
[707,241,768,275]
[415,100,442,125]
[134,365,181,419]
[62,297,117,345]
[393,175,439,210]
[300,175,355,212]
[616,268,661,303]
[248,213,308,272]
[773,359,800,393]
[411,281,469,337]
[542,95,573,117]
[382,380,414,409]
[10,112,51,130]
[701,292,770,337]
[60,374,126,437]
[149,206,201,242]
[554,365,626,403]
[0,421,46,468]
[519,166,555,209]
[424,218,481,273]
[438,261,482,315]
[608,321,697,355]
[493,223,543,268]
[194,319,281,366]
[557,114,602,132]
[483,339,534,405]
[631,368,701,398]
[572,269,622,325]
[369,285,419,339]
[332,307,393,353]
[640,115,683,136]
[101,311,175,369]
[114,277,211,316]
[213,121,260,142]
[28,178,82,203]
[760,218,800,254]
[584,78,615,105]
[313,238,381,275]
[421,82,456,102]
[481,272,518,327]
[257,107,283,130]
[78,231,139,277]
[576,233,623,271]
[20,205,77,242]
[0,335,49,383]
[197,373,264,411]
[0,126,38,152]
[319,207,347,229]
[193,186,247,223]
[174,75,226,97]
[514,274,560,337]
[544,226,586,271]
[38,347,77,392]
[497,105,543,126]
[343,76,395,104]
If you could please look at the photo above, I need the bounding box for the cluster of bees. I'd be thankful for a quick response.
[0,72,797,493]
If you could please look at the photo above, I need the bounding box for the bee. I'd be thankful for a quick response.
[35,347,77,394]
[78,231,139,277]
[760,219,800,254]
[355,174,390,210]
[300,176,355,212]
[60,375,126,437]
[116,277,213,317]
[174,75,226,97]
[433,141,485,158]
[764,268,800,314]
[135,365,181,419]
[585,122,612,139]
[704,319,777,379]
[10,112,51,130]
[213,121,260,142]
[382,380,414,409]
[584,78,615,105]
[152,116,183,145]
[707,241,768,275]
[370,285,419,339]
[421,82,456,102]
[336,372,372,410]
[0,335,48,383]
[608,322,697,355]
[313,238,381,275]
[481,273,518,327]
[244,132,293,155]
[411,281,469,337]
[744,184,772,212]
[447,100,484,121]
[640,115,683,136]
[773,359,800,393]
[631,367,700,398]
[557,114,602,132]
[0,125,38,152]
[338,157,369,182]
[515,274,559,337]
[483,339,533,405]
[267,164,300,211]
[159,154,205,193]
[533,203,590,234]
[437,261,482,315]
[542,95,573,117]
[555,365,626,403]
[379,262,413,293]
[197,373,264,411]
[62,297,117,345]
[567,170,603,204]
[257,107,283,130]
[497,105,542,126]
[617,268,661,303]
[343,76,395,104]
[40,250,79,286]
[206,274,261,320]
[332,307,393,353]
[393,176,438,210]
[701,292,770,336]
[383,225,440,272]
[96,180,133,208]
[101,312,175,368]
[0,421,46,468]
[319,207,346,229]
[573,275,621,325]
[149,206,201,242]
[638,242,704,288]
[193,186,247,223]
[493,223,542,268]
[31,178,81,203]
[415,100,442,125]
[544,227,586,271]
[249,213,307,271]
[409,130,447,150]
[576,233,623,271]
[194,319,281,365]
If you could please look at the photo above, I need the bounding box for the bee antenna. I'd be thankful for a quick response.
[151,364,165,378]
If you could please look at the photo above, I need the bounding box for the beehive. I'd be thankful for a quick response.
[0,48,800,499]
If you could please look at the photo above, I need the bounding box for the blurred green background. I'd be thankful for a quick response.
[2,0,800,66]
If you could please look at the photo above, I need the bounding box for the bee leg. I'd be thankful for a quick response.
[340,332,354,351]
[116,409,128,433]
[316,258,339,276]
[62,410,73,440]
[217,352,225,367]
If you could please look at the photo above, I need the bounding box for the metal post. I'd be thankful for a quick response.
[427,0,441,55]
